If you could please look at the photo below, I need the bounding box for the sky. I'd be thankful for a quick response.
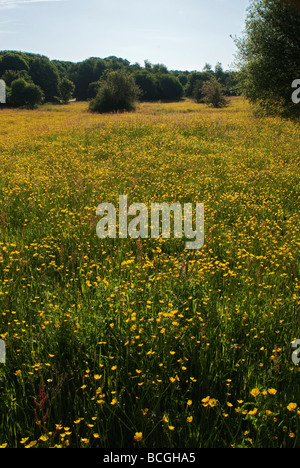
[0,0,250,71]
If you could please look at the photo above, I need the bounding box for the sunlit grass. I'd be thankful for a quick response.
[0,97,299,448]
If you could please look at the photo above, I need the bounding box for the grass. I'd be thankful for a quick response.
[0,97,299,448]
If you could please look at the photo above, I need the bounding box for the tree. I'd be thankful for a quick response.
[58,77,75,103]
[89,70,140,113]
[1,69,33,87]
[133,70,158,101]
[202,77,227,108]
[0,52,29,76]
[29,56,60,102]
[70,57,106,101]
[234,0,300,116]
[156,74,183,101]
[8,78,44,108]
[192,80,204,103]
[184,71,212,98]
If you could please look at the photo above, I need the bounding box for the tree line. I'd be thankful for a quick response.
[2,0,299,116]
[0,50,239,109]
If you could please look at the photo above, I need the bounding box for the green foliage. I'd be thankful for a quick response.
[1,69,33,87]
[184,71,212,98]
[133,70,158,101]
[70,57,107,101]
[8,78,44,108]
[58,77,75,103]
[156,74,183,101]
[0,52,29,76]
[0,50,240,108]
[89,70,140,113]
[29,56,60,102]
[234,0,300,116]
[192,80,204,103]
[201,77,228,108]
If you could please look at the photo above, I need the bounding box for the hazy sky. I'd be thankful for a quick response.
[0,0,250,71]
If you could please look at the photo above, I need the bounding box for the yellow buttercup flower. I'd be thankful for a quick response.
[287,403,297,412]
[134,432,143,442]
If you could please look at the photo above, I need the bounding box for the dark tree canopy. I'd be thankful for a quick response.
[89,70,140,113]
[8,78,44,108]
[234,0,300,116]
[29,56,60,102]
[0,50,239,108]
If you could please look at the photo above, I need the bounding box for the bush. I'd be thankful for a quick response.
[89,70,140,113]
[201,77,227,108]
[58,77,75,103]
[8,78,44,108]
[133,70,158,101]
[156,74,183,101]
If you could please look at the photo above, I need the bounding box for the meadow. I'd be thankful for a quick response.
[0,97,299,448]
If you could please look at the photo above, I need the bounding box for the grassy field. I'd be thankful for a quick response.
[0,97,299,448]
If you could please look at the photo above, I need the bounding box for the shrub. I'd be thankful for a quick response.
[89,70,140,113]
[58,77,75,103]
[8,78,44,108]
[156,74,183,101]
[201,77,227,108]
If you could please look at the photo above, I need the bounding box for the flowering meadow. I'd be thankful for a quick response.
[0,98,299,448]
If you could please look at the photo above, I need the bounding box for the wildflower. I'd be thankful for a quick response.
[202,396,210,407]
[187,416,193,423]
[162,414,169,423]
[93,433,100,439]
[248,408,258,416]
[134,432,143,442]
[287,403,297,412]
[25,440,37,448]
[80,438,89,444]
[250,388,260,398]
[187,400,193,406]
[20,437,30,444]
[208,398,218,408]
[267,388,277,396]
[110,398,118,406]
[168,426,175,431]
[0,443,7,448]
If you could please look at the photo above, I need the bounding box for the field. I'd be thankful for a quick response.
[0,97,299,448]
